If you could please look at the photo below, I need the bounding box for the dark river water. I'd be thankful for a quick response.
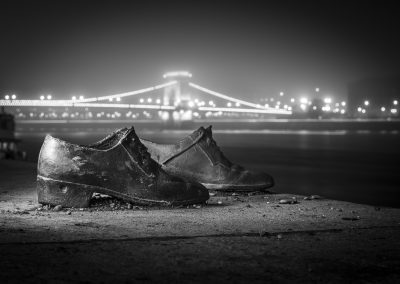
[15,127,400,208]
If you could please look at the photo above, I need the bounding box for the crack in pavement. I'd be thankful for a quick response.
[1,225,399,246]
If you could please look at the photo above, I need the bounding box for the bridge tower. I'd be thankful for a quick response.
[162,71,192,106]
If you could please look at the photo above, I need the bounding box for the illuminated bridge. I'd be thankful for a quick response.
[0,71,291,121]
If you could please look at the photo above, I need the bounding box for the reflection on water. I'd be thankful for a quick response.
[15,128,400,208]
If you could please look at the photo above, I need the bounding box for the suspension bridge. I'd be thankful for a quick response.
[0,71,292,121]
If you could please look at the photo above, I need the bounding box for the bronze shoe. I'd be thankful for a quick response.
[37,127,209,207]
[141,126,274,191]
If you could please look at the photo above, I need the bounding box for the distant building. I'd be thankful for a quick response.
[348,76,400,117]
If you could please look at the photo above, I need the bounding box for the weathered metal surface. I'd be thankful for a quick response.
[141,126,274,191]
[37,127,209,207]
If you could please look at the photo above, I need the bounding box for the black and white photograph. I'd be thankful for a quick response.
[1,0,399,283]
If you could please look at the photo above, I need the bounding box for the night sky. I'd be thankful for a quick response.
[0,0,399,101]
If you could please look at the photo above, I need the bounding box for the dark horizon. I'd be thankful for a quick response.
[1,0,399,101]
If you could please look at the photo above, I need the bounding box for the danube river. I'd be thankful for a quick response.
[15,124,400,208]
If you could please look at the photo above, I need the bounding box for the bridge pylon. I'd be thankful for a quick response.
[162,71,192,107]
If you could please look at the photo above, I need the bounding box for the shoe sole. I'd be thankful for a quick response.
[201,183,274,191]
[37,175,205,208]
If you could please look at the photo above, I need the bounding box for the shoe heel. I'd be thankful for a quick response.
[37,176,94,208]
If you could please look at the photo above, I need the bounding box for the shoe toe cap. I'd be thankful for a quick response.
[238,170,274,190]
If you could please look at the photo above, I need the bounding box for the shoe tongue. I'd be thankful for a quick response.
[124,127,140,143]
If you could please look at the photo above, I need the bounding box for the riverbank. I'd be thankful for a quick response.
[0,160,399,283]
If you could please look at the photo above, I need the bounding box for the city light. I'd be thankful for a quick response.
[324,97,332,104]
[72,96,76,101]
[357,107,362,112]
[147,98,152,103]
[279,91,284,96]
[116,97,121,102]
[5,95,10,100]
[394,100,398,105]
[341,101,346,106]
[315,87,320,92]
[300,97,308,104]
[208,100,214,106]
[109,98,113,102]
[391,109,398,114]
[381,107,386,112]
[361,109,366,114]
[139,98,144,103]
[227,102,232,107]
[235,102,240,107]
[40,95,45,100]
[290,98,295,103]
[11,94,16,100]
[364,100,369,106]
[79,95,84,100]
[340,109,346,114]
[300,104,306,111]
[47,95,52,100]
[188,101,194,108]
[156,99,161,104]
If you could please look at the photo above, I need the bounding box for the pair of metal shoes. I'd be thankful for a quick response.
[37,126,274,208]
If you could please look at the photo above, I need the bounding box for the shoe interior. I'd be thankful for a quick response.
[88,128,129,150]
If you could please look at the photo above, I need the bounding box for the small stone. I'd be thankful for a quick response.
[277,234,283,239]
[53,205,62,211]
[246,204,252,208]
[266,201,270,204]
[217,200,222,205]
[127,203,133,209]
[209,192,216,196]
[303,196,311,200]
[311,195,322,200]
[279,199,298,204]
[231,193,239,196]
[66,211,72,215]
[110,203,115,208]
[193,205,202,209]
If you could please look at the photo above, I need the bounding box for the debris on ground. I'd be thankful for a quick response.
[53,205,62,211]
[304,195,322,200]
